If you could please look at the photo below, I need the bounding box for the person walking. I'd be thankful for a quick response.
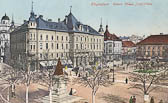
[125,77,128,84]
[150,96,154,103]
[129,96,133,103]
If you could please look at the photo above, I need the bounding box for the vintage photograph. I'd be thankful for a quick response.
[0,0,168,103]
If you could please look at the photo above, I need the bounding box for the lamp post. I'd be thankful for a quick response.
[112,41,115,82]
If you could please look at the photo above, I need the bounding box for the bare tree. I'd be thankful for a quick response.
[18,52,37,103]
[38,49,55,103]
[76,66,112,103]
[0,61,22,103]
[129,61,166,102]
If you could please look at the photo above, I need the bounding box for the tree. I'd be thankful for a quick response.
[0,62,22,103]
[129,61,166,102]
[38,49,55,103]
[76,66,112,103]
[18,52,36,103]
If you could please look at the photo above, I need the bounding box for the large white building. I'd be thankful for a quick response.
[103,25,122,62]
[10,7,104,70]
[0,13,16,63]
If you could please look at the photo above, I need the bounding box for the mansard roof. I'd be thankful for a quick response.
[16,11,101,36]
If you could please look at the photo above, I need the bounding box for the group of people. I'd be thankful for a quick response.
[129,96,136,103]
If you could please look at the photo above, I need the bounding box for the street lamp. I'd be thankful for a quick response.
[112,41,115,82]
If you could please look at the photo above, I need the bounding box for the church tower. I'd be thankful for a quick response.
[98,18,104,35]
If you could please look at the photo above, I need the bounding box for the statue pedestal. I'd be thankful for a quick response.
[37,75,87,103]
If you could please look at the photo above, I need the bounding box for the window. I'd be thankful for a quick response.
[97,45,98,50]
[33,45,35,50]
[76,37,78,41]
[57,44,59,49]
[40,35,42,40]
[94,45,95,49]
[51,43,54,49]
[66,44,68,49]
[34,34,35,40]
[30,45,32,50]
[81,37,82,41]
[46,43,48,49]
[81,44,82,49]
[51,53,53,58]
[46,35,48,40]
[62,36,63,41]
[57,36,59,40]
[30,34,32,40]
[61,53,63,57]
[57,53,59,57]
[66,36,68,41]
[40,54,42,59]
[51,35,54,40]
[62,44,64,49]
[85,37,86,42]
[40,43,43,49]
[76,44,78,49]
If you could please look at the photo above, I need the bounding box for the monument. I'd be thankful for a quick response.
[38,58,87,103]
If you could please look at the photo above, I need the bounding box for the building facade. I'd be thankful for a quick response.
[136,34,168,62]
[122,41,136,63]
[104,25,122,62]
[0,13,16,63]
[10,8,104,69]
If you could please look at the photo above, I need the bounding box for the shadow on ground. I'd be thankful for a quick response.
[101,94,128,103]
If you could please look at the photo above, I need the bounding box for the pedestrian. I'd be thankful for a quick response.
[129,96,133,103]
[125,77,128,84]
[150,96,154,103]
[159,100,163,103]
[11,84,15,97]
[132,96,136,103]
[69,88,73,95]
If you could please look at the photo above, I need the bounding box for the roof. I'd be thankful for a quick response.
[53,58,64,76]
[18,11,101,36]
[104,25,121,41]
[136,35,168,45]
[1,13,10,20]
[122,41,136,47]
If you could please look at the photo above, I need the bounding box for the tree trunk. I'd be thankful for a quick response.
[7,86,10,102]
[144,94,149,103]
[49,87,52,103]
[26,85,29,103]
[92,91,95,103]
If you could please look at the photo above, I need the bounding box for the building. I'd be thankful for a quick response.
[10,7,104,70]
[0,13,16,63]
[122,41,136,63]
[136,34,168,61]
[104,25,122,62]
[122,41,136,55]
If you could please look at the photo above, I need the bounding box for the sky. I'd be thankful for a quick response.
[0,0,168,36]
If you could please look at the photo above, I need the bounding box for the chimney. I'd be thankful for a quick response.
[24,20,27,23]
[160,33,163,35]
[48,19,52,22]
[39,15,43,19]
[65,15,68,24]
[58,18,60,22]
